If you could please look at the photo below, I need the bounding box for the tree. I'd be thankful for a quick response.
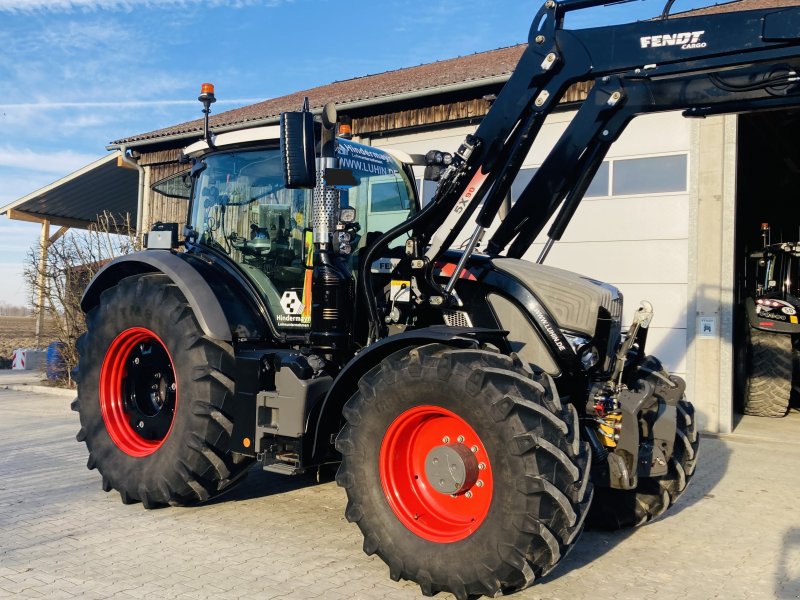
[24,212,140,386]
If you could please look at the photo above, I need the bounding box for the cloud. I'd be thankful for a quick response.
[0,99,263,111]
[0,147,101,175]
[0,0,287,12]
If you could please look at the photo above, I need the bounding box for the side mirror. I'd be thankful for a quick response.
[280,107,317,189]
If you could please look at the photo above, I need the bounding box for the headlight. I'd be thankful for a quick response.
[579,345,600,371]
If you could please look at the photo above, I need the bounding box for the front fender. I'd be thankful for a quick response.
[308,326,509,462]
[81,250,232,341]
[745,297,800,334]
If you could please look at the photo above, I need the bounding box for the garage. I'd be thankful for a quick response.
[733,109,800,419]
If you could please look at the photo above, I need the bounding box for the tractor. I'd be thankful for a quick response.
[73,0,800,597]
[737,223,800,417]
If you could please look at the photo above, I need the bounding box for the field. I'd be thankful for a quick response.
[0,316,59,366]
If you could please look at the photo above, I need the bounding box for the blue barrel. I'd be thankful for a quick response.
[46,341,67,380]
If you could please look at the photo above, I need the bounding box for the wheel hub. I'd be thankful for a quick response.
[123,340,176,441]
[424,443,479,495]
[379,405,493,543]
[99,327,178,457]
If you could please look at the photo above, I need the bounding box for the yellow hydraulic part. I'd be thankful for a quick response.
[597,413,622,448]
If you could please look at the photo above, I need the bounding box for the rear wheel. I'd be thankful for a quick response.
[588,397,699,529]
[744,328,792,417]
[336,344,592,599]
[73,273,252,507]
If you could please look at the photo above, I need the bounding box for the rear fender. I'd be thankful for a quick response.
[81,250,232,341]
[308,326,509,463]
[745,297,800,334]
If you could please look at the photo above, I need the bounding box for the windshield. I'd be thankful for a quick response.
[189,144,416,330]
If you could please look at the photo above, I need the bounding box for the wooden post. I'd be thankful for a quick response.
[34,219,50,347]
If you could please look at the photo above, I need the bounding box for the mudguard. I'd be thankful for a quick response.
[308,326,510,462]
[745,297,800,335]
[81,250,232,341]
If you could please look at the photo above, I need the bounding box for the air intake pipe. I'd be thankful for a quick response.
[310,103,352,350]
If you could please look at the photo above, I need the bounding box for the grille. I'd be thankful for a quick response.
[603,291,624,373]
[312,170,338,243]
[443,310,473,328]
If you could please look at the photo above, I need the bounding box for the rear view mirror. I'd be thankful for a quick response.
[280,106,317,189]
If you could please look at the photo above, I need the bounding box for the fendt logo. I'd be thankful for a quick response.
[640,30,706,50]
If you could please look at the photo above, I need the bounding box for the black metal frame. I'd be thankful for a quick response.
[360,0,800,340]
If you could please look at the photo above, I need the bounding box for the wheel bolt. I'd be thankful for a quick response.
[133,357,140,365]
[478,462,486,470]
[137,421,144,429]
[170,383,176,391]
[442,436,450,444]
[471,445,479,453]
[465,491,473,499]
[457,435,465,443]
[476,480,484,488]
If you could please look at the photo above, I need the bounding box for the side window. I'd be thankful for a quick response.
[152,170,192,199]
[511,163,610,202]
[189,149,314,330]
[585,162,610,198]
[611,155,688,195]
[370,181,410,213]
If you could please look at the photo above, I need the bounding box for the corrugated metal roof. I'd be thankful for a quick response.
[0,153,139,229]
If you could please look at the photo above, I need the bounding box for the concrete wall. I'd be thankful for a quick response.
[686,115,737,434]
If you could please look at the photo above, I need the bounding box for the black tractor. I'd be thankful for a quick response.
[72,0,800,597]
[737,223,800,417]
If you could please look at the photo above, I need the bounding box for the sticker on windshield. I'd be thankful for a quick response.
[336,139,399,177]
[280,291,304,315]
[277,290,311,328]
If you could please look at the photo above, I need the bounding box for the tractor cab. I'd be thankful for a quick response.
[183,129,418,330]
[744,224,800,329]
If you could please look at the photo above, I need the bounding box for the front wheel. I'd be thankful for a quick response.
[743,328,792,417]
[73,274,252,507]
[336,344,592,599]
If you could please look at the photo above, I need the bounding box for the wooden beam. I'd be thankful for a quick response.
[35,219,50,348]
[49,226,69,244]
[8,208,92,230]
[7,208,44,224]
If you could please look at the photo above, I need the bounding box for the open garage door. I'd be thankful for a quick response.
[734,110,800,417]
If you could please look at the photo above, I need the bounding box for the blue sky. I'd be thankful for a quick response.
[0,0,721,306]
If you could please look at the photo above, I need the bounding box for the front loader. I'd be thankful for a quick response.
[74,1,800,597]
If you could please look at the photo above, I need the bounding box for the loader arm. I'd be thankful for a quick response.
[494,60,800,258]
[362,0,800,340]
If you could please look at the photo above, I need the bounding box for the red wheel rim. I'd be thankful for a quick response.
[99,327,178,457]
[379,405,493,543]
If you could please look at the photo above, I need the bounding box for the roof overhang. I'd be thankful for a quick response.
[0,152,140,230]
[109,73,514,151]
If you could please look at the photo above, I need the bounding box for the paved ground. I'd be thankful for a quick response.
[1,375,799,600]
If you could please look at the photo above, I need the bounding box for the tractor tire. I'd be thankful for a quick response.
[588,397,699,529]
[72,273,252,508]
[336,344,593,600]
[744,328,792,417]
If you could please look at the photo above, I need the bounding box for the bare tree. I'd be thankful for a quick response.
[24,212,140,386]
